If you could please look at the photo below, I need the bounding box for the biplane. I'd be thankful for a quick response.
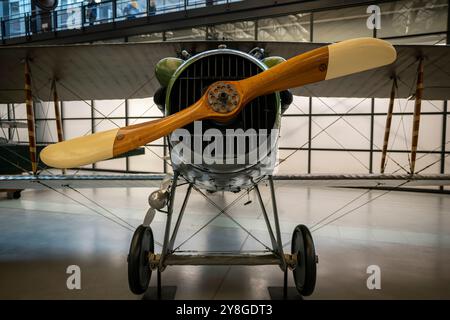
[0,38,450,298]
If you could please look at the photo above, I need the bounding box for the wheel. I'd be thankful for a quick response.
[6,190,21,199]
[128,225,154,294]
[291,224,317,296]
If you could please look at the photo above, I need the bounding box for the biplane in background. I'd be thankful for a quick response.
[0,38,449,298]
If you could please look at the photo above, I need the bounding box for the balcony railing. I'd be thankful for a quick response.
[0,0,241,41]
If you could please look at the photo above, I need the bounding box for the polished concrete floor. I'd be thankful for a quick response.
[0,181,449,299]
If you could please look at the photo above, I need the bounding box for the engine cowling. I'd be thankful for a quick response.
[161,48,282,192]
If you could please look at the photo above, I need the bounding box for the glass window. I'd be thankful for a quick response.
[116,0,147,20]
[35,100,55,119]
[279,116,309,148]
[258,13,310,42]
[446,114,450,174]
[284,96,309,115]
[386,33,447,45]
[208,21,255,40]
[373,113,442,153]
[63,119,91,139]
[378,0,448,38]
[373,113,411,152]
[128,32,164,42]
[128,146,164,172]
[128,98,161,118]
[35,119,56,143]
[0,104,7,120]
[95,157,126,171]
[277,149,308,175]
[165,27,206,41]
[94,118,125,132]
[313,5,372,42]
[312,97,372,115]
[10,103,27,121]
[311,115,371,150]
[63,101,92,118]
[93,99,125,118]
[311,151,369,173]
[155,0,184,14]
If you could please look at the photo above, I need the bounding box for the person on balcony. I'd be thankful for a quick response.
[149,0,157,15]
[123,0,140,19]
[86,0,98,26]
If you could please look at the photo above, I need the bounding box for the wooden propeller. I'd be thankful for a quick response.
[40,38,396,169]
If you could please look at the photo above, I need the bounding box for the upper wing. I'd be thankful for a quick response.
[1,41,449,103]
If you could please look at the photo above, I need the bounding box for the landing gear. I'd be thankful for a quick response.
[6,190,21,199]
[291,224,317,296]
[127,173,318,299]
[127,225,154,294]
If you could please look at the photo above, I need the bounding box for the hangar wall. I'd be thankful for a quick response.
[0,0,449,185]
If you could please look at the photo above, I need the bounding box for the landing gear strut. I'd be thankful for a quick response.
[127,173,318,298]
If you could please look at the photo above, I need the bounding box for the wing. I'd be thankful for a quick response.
[1,41,449,103]
[0,121,28,128]
[1,173,449,190]
[0,174,164,189]
[274,174,450,187]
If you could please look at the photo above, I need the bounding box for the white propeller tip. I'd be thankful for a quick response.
[326,38,397,80]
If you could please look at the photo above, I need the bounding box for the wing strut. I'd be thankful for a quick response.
[52,79,66,174]
[380,77,397,173]
[410,58,424,174]
[24,60,37,174]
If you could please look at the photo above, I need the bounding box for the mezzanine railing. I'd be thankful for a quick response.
[0,0,241,41]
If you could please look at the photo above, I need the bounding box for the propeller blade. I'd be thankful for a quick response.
[237,37,396,104]
[40,99,209,168]
[40,38,396,169]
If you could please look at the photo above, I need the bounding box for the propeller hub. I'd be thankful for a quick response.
[207,82,240,114]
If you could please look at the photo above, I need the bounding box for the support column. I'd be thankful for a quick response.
[410,59,424,174]
[7,103,12,141]
[52,80,65,174]
[369,98,375,173]
[24,60,37,174]
[380,77,397,173]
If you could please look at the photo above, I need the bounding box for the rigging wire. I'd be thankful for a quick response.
[0,144,147,242]
[310,180,411,233]
[36,180,136,232]
[173,182,264,252]
[290,101,370,171]
[192,185,272,251]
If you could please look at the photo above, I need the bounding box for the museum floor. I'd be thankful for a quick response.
[0,181,449,299]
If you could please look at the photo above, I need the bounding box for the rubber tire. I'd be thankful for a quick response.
[7,190,22,199]
[291,224,317,296]
[128,225,154,294]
